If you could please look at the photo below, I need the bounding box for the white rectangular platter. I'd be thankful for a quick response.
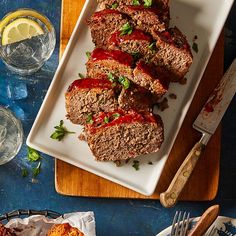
[27,0,234,196]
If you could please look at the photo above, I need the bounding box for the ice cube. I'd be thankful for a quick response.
[7,82,28,100]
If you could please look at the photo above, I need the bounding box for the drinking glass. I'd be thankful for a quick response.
[0,8,56,75]
[0,106,23,165]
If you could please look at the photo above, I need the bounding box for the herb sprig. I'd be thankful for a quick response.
[50,120,75,141]
[118,76,130,89]
[120,23,133,36]
[144,0,152,7]
[132,0,140,5]
[111,2,118,9]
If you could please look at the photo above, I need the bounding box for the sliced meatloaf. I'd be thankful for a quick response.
[108,29,155,61]
[86,48,134,80]
[131,60,169,96]
[118,84,156,112]
[0,224,14,236]
[97,0,169,12]
[151,27,193,81]
[118,5,169,34]
[84,110,164,161]
[87,9,131,48]
[65,78,119,125]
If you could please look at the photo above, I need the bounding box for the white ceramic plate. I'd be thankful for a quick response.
[27,0,233,195]
[156,216,236,236]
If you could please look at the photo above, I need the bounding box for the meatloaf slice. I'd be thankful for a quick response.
[118,5,168,33]
[108,29,155,61]
[84,110,164,161]
[131,60,169,96]
[87,9,131,48]
[86,48,134,80]
[118,84,156,112]
[65,78,119,125]
[151,27,193,81]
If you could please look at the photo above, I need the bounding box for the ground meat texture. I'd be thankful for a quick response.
[84,113,164,161]
[86,48,134,80]
[0,224,15,236]
[132,60,169,96]
[118,5,168,34]
[87,9,131,48]
[47,223,84,236]
[108,29,155,61]
[65,80,119,125]
[151,27,193,81]
[97,0,169,11]
[118,85,155,111]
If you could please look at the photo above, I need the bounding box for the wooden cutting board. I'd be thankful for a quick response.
[55,0,223,199]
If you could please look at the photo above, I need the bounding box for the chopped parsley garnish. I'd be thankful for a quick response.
[22,168,28,177]
[144,0,152,7]
[131,52,141,60]
[148,161,153,165]
[192,42,198,53]
[78,73,85,79]
[132,0,140,5]
[111,2,118,9]
[120,23,133,36]
[32,162,41,178]
[86,114,94,124]
[132,160,140,170]
[118,76,130,89]
[104,116,109,124]
[27,147,41,162]
[86,51,91,59]
[148,42,157,51]
[108,72,116,82]
[112,113,120,119]
[50,120,75,141]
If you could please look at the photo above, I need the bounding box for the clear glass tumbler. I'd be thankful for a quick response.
[0,106,23,165]
[0,8,56,75]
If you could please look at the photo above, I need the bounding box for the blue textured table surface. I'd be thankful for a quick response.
[0,1,236,236]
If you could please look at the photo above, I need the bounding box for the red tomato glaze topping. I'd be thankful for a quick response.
[91,48,133,66]
[93,9,122,19]
[68,78,112,91]
[87,110,158,133]
[109,29,152,46]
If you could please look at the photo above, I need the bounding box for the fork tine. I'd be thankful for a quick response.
[174,211,182,236]
[205,225,216,236]
[171,211,179,236]
[179,212,187,236]
[183,212,190,236]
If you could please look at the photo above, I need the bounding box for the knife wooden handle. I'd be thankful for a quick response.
[188,205,219,236]
[160,142,205,208]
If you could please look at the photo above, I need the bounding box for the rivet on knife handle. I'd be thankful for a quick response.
[160,141,205,208]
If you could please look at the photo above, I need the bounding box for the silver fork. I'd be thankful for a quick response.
[170,211,190,236]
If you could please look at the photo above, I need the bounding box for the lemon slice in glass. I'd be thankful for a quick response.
[2,18,44,45]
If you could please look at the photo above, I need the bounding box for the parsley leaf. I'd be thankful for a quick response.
[50,120,75,141]
[22,168,28,177]
[112,113,120,119]
[27,147,41,162]
[144,0,152,7]
[120,23,133,36]
[111,2,118,9]
[86,51,91,59]
[104,116,109,124]
[192,42,198,53]
[148,42,157,51]
[108,72,116,82]
[78,73,85,79]
[32,162,41,178]
[132,0,140,5]
[131,52,141,60]
[118,76,130,89]
[86,114,94,124]
[132,160,140,170]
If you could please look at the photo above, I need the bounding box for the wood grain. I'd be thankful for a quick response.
[55,0,222,199]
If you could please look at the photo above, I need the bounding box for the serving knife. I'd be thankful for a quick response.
[160,58,236,208]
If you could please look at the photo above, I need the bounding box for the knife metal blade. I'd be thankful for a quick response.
[194,58,236,145]
[160,59,236,208]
